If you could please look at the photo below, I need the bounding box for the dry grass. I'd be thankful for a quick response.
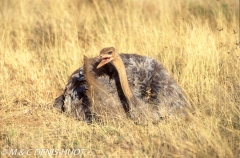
[0,0,239,157]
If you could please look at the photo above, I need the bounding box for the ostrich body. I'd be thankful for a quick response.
[54,47,189,123]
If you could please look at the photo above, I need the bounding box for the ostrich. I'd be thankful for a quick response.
[53,54,127,123]
[53,47,189,123]
[96,47,189,121]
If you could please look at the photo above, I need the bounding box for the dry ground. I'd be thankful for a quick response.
[0,0,239,157]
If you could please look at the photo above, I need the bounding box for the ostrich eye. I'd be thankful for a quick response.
[108,51,112,55]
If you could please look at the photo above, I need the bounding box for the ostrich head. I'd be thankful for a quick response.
[97,47,119,69]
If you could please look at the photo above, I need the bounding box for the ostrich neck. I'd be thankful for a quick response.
[112,57,133,100]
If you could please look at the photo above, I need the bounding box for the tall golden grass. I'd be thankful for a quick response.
[0,0,239,157]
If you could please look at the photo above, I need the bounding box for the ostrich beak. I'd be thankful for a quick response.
[97,54,114,69]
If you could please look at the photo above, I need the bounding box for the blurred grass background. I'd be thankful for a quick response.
[0,0,239,157]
